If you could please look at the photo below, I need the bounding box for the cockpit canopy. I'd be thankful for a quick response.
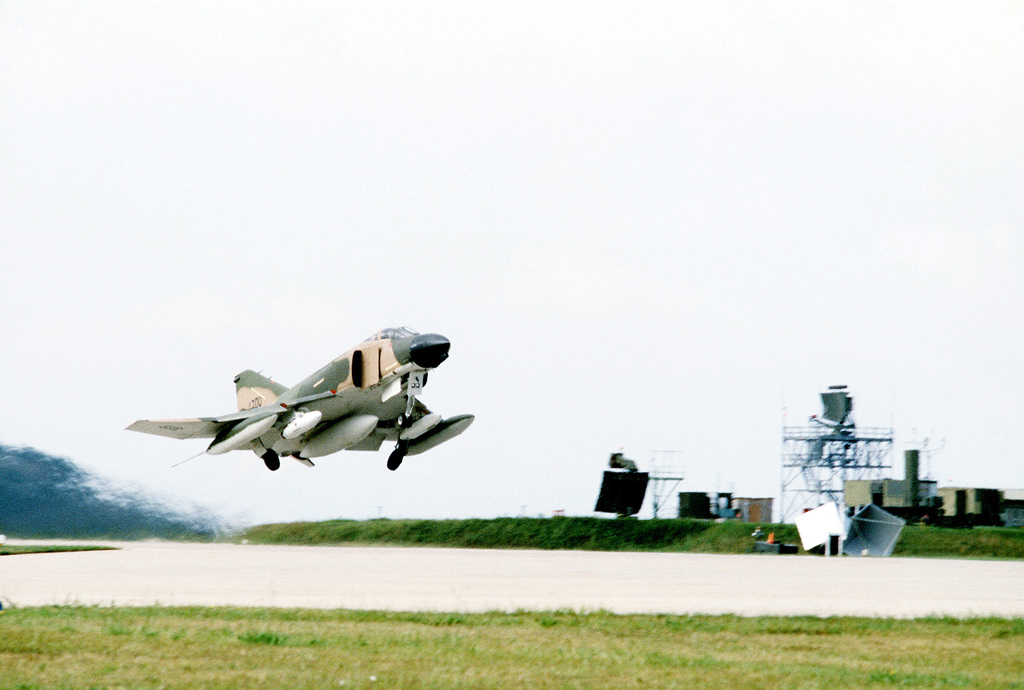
[367,327,419,342]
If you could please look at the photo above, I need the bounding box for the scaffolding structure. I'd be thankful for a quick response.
[647,450,685,518]
[779,386,894,523]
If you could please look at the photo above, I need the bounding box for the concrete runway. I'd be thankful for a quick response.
[3,540,1023,618]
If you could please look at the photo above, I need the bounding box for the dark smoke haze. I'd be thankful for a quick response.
[1,444,220,539]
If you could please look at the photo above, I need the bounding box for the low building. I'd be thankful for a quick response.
[845,448,1022,527]
[677,492,773,522]
[844,478,938,511]
[731,497,774,523]
[844,449,939,521]
[1001,489,1024,527]
[677,491,712,519]
[937,487,1002,526]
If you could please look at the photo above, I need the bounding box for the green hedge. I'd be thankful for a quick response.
[238,517,802,553]
[236,518,1024,558]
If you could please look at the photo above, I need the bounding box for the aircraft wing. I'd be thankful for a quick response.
[126,418,223,439]
[127,406,283,440]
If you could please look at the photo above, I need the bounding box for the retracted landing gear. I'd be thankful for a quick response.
[387,441,408,471]
[261,450,280,471]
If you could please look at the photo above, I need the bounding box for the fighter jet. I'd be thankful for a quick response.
[127,328,473,471]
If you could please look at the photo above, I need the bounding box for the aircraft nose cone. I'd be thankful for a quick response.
[409,333,450,368]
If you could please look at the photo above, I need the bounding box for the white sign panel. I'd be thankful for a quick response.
[795,502,846,551]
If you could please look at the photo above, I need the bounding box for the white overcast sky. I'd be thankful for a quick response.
[2,1,1021,525]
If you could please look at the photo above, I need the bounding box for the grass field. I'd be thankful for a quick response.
[1,607,1023,688]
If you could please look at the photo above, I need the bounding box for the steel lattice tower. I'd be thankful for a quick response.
[779,386,893,523]
[647,450,685,519]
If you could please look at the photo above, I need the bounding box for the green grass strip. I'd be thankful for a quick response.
[1,606,1022,688]
[0,545,116,557]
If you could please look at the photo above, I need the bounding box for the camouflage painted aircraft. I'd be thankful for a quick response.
[127,328,473,471]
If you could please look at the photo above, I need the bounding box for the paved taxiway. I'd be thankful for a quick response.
[3,541,1023,617]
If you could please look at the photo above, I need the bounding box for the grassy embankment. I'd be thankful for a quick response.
[0,545,115,557]
[237,517,1024,559]
[1,606,1023,688]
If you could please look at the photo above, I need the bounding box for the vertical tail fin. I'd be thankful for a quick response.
[234,370,289,411]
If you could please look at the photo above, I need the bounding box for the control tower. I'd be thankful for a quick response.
[779,385,894,522]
